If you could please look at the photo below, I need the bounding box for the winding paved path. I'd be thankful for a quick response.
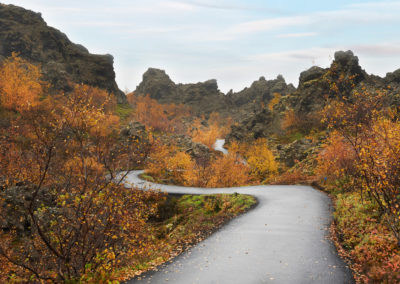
[122,171,354,284]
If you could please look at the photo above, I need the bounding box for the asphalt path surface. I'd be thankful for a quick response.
[122,171,354,284]
[212,139,228,154]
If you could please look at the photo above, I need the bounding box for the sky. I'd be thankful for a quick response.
[3,0,400,93]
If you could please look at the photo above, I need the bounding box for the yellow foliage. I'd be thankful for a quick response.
[245,138,278,181]
[146,143,172,178]
[0,53,42,111]
[146,140,251,188]
[268,93,281,111]
[320,85,400,243]
[167,151,194,185]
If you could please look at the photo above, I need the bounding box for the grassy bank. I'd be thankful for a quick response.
[309,180,400,283]
[331,191,400,283]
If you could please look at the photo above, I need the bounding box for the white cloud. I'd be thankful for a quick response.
[347,1,400,9]
[226,2,400,37]
[276,32,317,38]
[159,1,196,11]
[249,42,400,63]
[350,43,400,57]
[69,21,132,28]
[183,0,258,11]
[230,15,310,34]
[249,47,334,63]
[117,26,188,37]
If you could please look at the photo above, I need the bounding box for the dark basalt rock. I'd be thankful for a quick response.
[0,4,125,102]
[385,68,400,84]
[135,68,230,115]
[120,121,147,140]
[228,75,295,108]
[225,108,280,143]
[1,183,55,236]
[136,68,178,102]
[333,50,365,82]
[135,68,294,120]
[276,138,315,168]
[158,134,211,162]
[225,50,379,145]
[299,66,325,84]
[286,50,367,115]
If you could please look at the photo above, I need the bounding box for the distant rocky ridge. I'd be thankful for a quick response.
[135,51,400,127]
[227,50,400,143]
[0,4,125,102]
[134,68,295,118]
[135,68,232,115]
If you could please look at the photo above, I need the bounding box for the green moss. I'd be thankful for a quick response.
[277,131,305,143]
[115,103,133,121]
[139,173,155,182]
[302,78,321,87]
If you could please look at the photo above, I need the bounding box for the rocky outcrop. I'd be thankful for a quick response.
[384,69,400,107]
[135,68,230,115]
[276,138,317,168]
[333,50,365,83]
[135,69,294,119]
[298,66,325,85]
[226,108,278,143]
[120,121,147,140]
[135,68,179,102]
[228,75,295,108]
[0,4,125,102]
[225,50,376,144]
[385,69,400,84]
[285,50,367,114]
[158,134,211,162]
[1,182,55,236]
[178,79,232,115]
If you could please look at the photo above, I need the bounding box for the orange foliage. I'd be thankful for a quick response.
[321,86,400,244]
[188,113,232,149]
[71,83,117,113]
[281,109,301,132]
[0,53,43,111]
[146,141,250,188]
[184,158,214,188]
[207,143,250,187]
[270,168,311,185]
[146,142,194,185]
[208,112,233,138]
[282,108,321,135]
[0,83,156,282]
[189,117,221,149]
[127,93,191,133]
[316,130,356,188]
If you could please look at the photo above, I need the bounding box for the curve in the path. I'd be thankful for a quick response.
[122,171,354,284]
[212,139,228,155]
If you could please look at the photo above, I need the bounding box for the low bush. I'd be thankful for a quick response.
[334,192,400,283]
